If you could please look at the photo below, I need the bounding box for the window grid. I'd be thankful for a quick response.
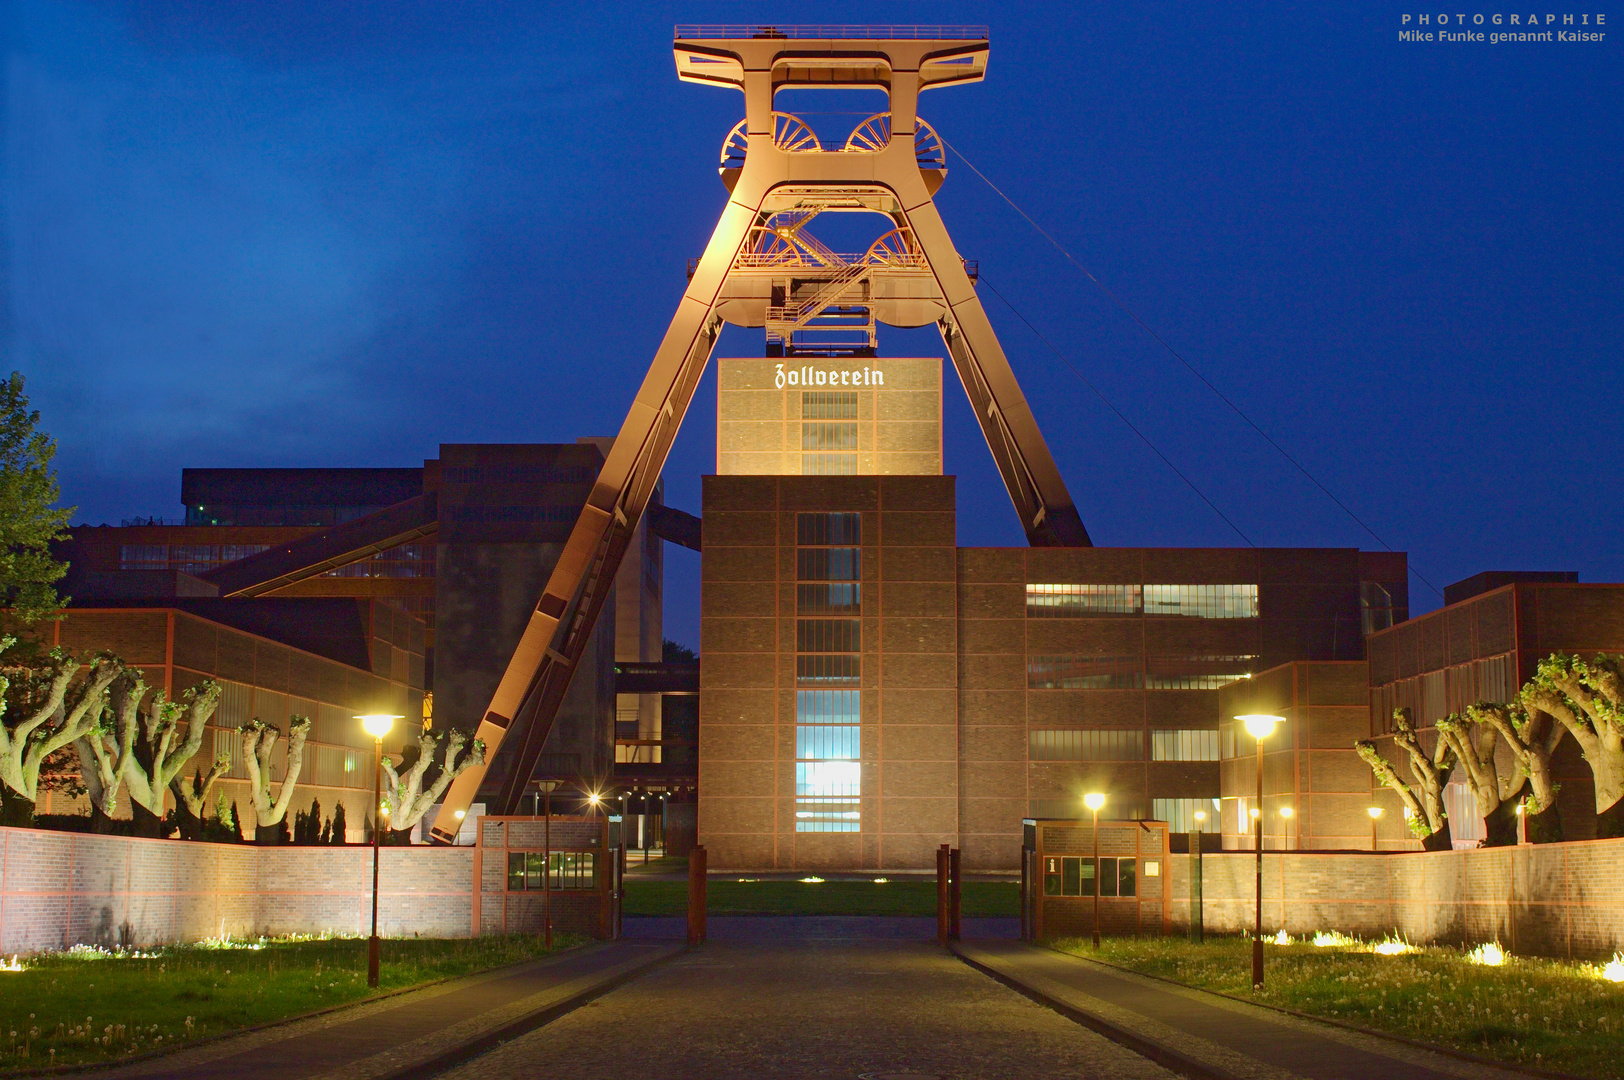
[797,512,862,546]
[1150,729,1221,762]
[797,548,861,581]
[1024,583,1259,619]
[796,654,860,686]
[802,421,858,450]
[802,391,859,419]
[1144,654,1258,690]
[1153,798,1220,833]
[506,851,597,891]
[1027,655,1141,690]
[797,582,861,614]
[1028,729,1145,761]
[802,452,858,475]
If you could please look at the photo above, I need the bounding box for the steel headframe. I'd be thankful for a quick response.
[429,26,1090,842]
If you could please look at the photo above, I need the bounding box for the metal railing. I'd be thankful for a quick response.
[689,253,973,279]
[676,25,988,41]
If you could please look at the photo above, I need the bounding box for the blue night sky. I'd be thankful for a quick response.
[6,2,1620,649]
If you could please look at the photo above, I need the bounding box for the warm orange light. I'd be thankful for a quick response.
[1083,792,1105,812]
[1367,806,1384,820]
[357,714,402,739]
[1238,714,1284,740]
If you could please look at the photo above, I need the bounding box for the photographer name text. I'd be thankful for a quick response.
[1399,12,1606,41]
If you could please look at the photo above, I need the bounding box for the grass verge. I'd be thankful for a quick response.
[1052,934,1624,1079]
[0,933,581,1072]
[624,877,1018,917]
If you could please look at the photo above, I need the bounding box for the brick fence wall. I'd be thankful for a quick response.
[0,826,476,954]
[1166,836,1624,960]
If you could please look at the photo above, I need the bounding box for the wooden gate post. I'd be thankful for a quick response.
[936,844,950,943]
[949,847,962,941]
[687,845,707,946]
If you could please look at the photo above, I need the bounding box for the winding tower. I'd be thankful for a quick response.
[431,25,1090,841]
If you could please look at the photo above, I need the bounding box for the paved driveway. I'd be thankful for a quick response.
[441,917,1175,1080]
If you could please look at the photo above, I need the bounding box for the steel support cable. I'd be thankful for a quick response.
[977,272,1256,548]
[941,136,1444,600]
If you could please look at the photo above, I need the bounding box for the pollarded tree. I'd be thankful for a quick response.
[173,757,232,841]
[240,715,312,845]
[0,372,74,622]
[1525,653,1624,838]
[80,673,224,836]
[382,729,487,840]
[1355,707,1456,850]
[1471,700,1567,842]
[1437,710,1526,847]
[0,642,121,824]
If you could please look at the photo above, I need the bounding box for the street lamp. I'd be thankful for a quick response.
[1237,714,1283,987]
[357,713,402,988]
[1279,806,1294,852]
[1191,809,1206,944]
[1368,805,1383,852]
[1083,792,1106,949]
[535,779,562,950]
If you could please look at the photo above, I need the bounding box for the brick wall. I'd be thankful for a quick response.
[0,827,477,954]
[1166,837,1624,959]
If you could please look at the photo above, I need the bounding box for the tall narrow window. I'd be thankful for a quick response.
[795,512,862,832]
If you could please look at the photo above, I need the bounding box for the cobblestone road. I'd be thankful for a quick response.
[440,918,1176,1080]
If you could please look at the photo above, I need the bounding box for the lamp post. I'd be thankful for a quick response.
[1191,809,1206,944]
[532,779,563,949]
[357,713,401,989]
[1279,806,1294,852]
[1237,714,1283,988]
[1084,792,1106,949]
[1368,805,1383,852]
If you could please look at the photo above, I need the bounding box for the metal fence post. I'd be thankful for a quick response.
[687,844,707,946]
[949,847,962,941]
[936,844,950,943]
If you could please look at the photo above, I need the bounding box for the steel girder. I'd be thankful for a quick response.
[429,30,1088,841]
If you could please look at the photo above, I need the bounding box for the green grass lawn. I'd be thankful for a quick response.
[624,876,1018,917]
[1053,934,1624,1079]
[0,934,580,1072]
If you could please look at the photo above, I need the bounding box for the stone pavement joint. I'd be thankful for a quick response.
[952,940,1540,1080]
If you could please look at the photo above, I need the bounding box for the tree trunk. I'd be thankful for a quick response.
[1526,803,1564,844]
[1596,797,1624,840]
[174,803,205,842]
[1420,820,1453,851]
[0,786,35,828]
[90,806,122,835]
[255,821,283,845]
[130,802,166,839]
[1483,799,1520,847]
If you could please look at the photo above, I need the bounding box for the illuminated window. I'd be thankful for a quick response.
[1027,729,1144,761]
[1025,583,1258,619]
[796,654,860,686]
[1026,583,1140,616]
[797,512,861,546]
[1143,584,1257,619]
[798,582,861,614]
[1144,655,1258,690]
[1027,655,1141,689]
[802,452,857,475]
[802,391,858,420]
[1041,856,1135,897]
[1150,730,1221,761]
[1153,798,1220,833]
[798,548,860,581]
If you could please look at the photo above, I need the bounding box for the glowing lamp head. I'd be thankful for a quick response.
[1193,810,1207,823]
[1515,803,1525,816]
[1083,792,1106,813]
[1279,806,1294,819]
[1368,806,1384,820]
[357,714,401,739]
[587,792,603,808]
[1249,807,1260,819]
[1238,714,1284,741]
[454,810,466,820]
